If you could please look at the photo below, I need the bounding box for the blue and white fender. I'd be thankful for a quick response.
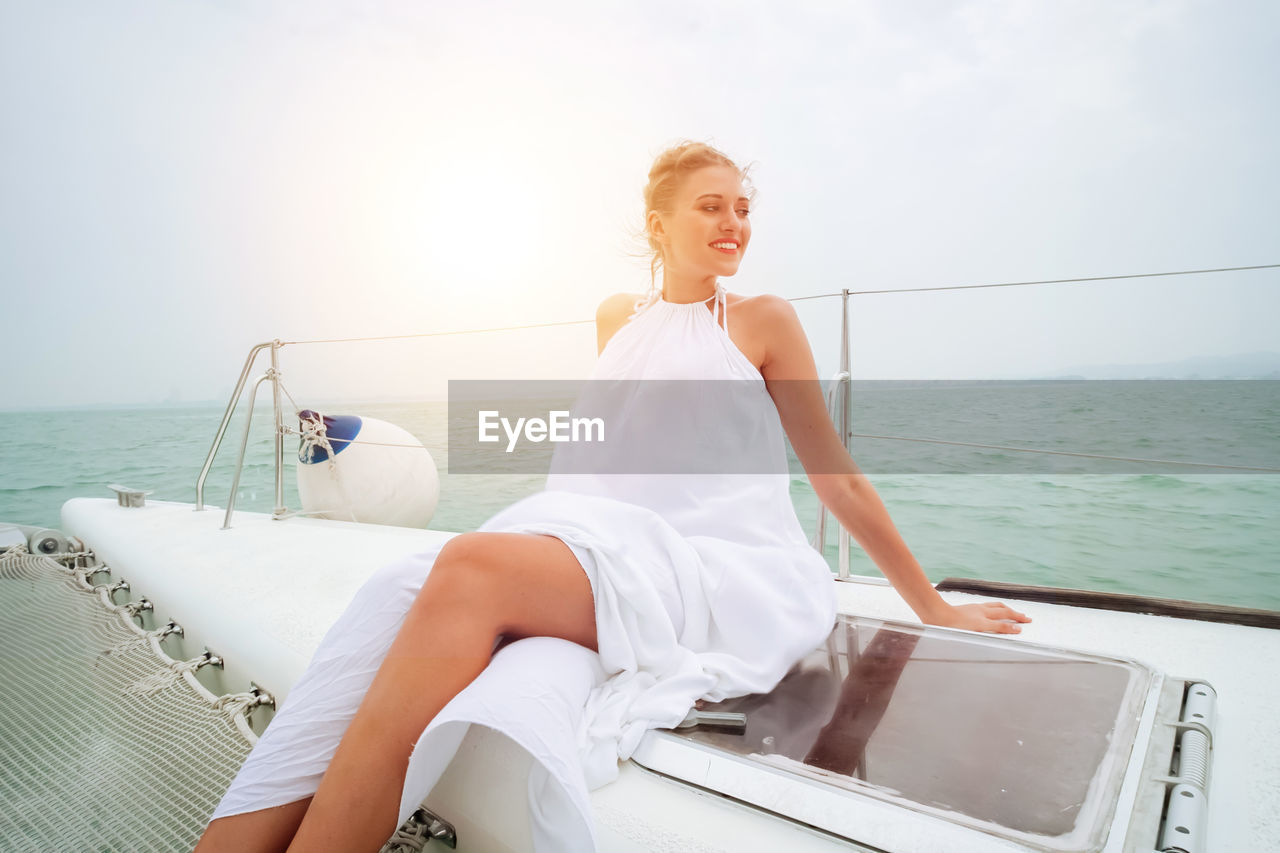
[295,409,439,528]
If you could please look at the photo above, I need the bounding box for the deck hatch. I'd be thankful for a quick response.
[633,615,1153,852]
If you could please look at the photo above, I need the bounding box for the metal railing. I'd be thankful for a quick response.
[195,340,287,530]
[196,263,1278,535]
[811,290,856,580]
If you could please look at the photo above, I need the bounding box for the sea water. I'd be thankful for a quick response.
[1,389,1277,611]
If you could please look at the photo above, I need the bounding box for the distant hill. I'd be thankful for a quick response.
[1032,351,1280,380]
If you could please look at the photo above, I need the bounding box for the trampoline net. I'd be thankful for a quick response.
[0,548,268,851]
[0,547,438,853]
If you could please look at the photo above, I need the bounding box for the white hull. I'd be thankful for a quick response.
[52,498,1280,852]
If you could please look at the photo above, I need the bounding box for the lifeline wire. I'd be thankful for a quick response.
[849,433,1280,474]
[279,263,1280,340]
[280,318,592,347]
[276,421,1278,474]
[844,261,1274,297]
[265,263,1280,472]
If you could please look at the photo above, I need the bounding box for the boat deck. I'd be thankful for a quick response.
[58,498,1280,851]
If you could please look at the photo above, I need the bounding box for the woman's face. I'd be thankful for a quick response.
[653,164,752,282]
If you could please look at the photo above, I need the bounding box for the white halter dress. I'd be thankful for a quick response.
[211,284,838,850]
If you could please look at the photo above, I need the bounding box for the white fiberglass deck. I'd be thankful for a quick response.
[60,498,1280,852]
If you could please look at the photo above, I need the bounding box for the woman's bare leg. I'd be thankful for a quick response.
[194,798,311,853]
[194,547,443,853]
[284,531,597,852]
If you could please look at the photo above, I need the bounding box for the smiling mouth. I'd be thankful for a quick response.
[710,242,739,254]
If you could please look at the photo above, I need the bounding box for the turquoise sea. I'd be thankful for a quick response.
[1,389,1278,611]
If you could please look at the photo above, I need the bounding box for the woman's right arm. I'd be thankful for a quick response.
[750,295,1030,634]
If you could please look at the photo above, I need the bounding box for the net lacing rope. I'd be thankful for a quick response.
[0,547,451,851]
[126,653,217,696]
[381,809,444,853]
[0,549,268,851]
[213,690,271,723]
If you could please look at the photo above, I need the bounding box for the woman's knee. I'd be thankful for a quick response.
[418,533,506,603]
[412,532,596,650]
[434,532,493,568]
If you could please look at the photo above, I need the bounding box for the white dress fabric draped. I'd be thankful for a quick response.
[210,284,838,850]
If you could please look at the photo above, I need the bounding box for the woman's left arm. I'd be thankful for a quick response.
[751,295,1030,634]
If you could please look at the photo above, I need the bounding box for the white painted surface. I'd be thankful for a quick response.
[54,499,1279,851]
[61,498,453,701]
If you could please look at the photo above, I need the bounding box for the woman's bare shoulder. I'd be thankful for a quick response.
[596,292,644,321]
[595,292,645,354]
[729,292,804,342]
[730,291,794,317]
[729,292,814,378]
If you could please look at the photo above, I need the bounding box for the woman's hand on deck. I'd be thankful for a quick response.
[923,601,1031,634]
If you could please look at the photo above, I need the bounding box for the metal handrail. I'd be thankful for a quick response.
[222,372,276,530]
[269,341,285,515]
[811,289,855,579]
[195,339,288,528]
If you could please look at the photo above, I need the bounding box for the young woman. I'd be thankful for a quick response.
[196,141,1029,853]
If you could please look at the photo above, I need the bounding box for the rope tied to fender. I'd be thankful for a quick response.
[297,409,340,472]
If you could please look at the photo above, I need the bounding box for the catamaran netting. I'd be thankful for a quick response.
[0,548,269,851]
[0,547,439,853]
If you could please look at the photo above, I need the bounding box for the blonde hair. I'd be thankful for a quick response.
[640,141,756,296]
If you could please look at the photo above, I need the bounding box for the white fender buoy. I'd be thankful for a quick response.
[295,410,439,528]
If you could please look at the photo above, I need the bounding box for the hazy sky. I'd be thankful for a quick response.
[2,0,1277,408]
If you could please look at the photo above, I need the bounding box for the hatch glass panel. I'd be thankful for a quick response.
[641,615,1152,851]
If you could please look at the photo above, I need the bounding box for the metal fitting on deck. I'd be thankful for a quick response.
[108,484,153,508]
